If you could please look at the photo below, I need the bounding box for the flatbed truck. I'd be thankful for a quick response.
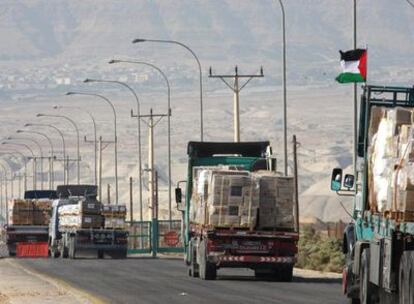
[331,85,414,303]
[4,190,57,256]
[48,185,128,259]
[176,141,299,280]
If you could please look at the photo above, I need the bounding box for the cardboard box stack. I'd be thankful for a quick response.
[190,167,294,229]
[8,199,52,225]
[58,200,103,229]
[102,205,127,229]
[369,106,414,214]
[253,171,295,229]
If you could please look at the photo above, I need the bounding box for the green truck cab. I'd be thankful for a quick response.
[331,85,414,303]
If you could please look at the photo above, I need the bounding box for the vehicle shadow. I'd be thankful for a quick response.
[216,275,341,284]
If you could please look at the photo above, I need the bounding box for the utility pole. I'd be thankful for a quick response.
[293,135,299,233]
[209,66,264,142]
[129,177,133,223]
[107,184,111,205]
[139,109,168,222]
[94,136,115,203]
[353,0,358,183]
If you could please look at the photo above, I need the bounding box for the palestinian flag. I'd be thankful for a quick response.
[335,49,367,83]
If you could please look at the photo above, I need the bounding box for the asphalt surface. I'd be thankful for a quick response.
[18,257,347,304]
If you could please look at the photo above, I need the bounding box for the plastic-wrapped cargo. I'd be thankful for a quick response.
[369,106,414,214]
[58,200,102,216]
[59,214,103,229]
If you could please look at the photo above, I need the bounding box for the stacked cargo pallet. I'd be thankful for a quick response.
[8,199,51,225]
[102,205,127,229]
[369,106,414,219]
[190,167,295,230]
[58,200,103,229]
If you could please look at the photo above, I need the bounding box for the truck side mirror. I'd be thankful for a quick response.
[175,188,182,204]
[331,168,343,191]
[343,174,355,189]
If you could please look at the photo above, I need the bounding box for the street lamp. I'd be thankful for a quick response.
[0,150,28,192]
[108,60,173,221]
[0,163,9,222]
[37,113,80,185]
[7,136,44,190]
[66,92,119,204]
[53,105,97,186]
[17,129,55,189]
[132,38,204,141]
[83,79,139,204]
[25,123,67,185]
[2,142,36,190]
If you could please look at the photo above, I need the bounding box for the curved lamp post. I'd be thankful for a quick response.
[7,136,44,190]
[25,123,67,185]
[0,150,28,192]
[37,113,80,185]
[53,105,97,186]
[17,129,55,189]
[2,142,36,190]
[83,78,141,215]
[66,92,119,204]
[132,38,204,142]
[108,60,173,221]
[0,163,9,223]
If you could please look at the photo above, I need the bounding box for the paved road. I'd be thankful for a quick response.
[18,257,346,304]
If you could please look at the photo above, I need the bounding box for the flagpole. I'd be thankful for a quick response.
[353,0,358,190]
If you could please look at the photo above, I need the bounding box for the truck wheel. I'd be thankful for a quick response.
[199,240,216,280]
[188,242,199,278]
[399,252,409,304]
[360,249,375,304]
[50,248,59,258]
[279,265,293,282]
[60,239,69,259]
[111,249,127,259]
[97,250,104,259]
[68,236,76,259]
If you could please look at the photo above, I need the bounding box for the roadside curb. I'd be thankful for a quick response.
[293,267,342,279]
[7,259,107,304]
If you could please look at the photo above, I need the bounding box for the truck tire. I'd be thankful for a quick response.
[97,250,104,259]
[399,251,414,304]
[279,265,294,282]
[410,252,414,304]
[198,240,216,280]
[68,236,76,259]
[359,249,375,304]
[188,242,199,278]
[50,248,59,258]
[60,238,69,259]
[110,249,127,259]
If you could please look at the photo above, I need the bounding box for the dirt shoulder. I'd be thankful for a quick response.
[0,258,101,304]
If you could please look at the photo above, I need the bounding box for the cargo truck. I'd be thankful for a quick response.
[331,85,414,303]
[176,141,299,280]
[4,190,57,256]
[48,184,128,259]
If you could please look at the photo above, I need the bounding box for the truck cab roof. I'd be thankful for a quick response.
[24,190,58,200]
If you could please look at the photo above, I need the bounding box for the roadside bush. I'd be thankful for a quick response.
[296,225,344,273]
